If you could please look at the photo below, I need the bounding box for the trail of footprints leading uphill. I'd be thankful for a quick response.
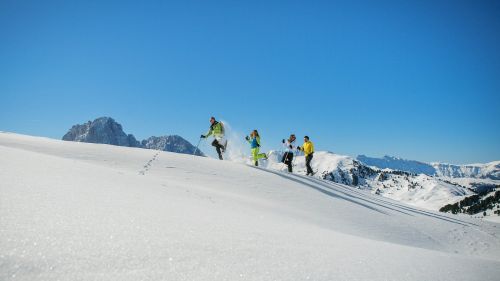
[139,150,161,175]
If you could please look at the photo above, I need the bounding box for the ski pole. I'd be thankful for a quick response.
[291,150,297,167]
[282,151,289,169]
[193,137,202,156]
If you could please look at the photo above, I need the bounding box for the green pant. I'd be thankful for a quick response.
[251,148,267,166]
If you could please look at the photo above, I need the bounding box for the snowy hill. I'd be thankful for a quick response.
[1,132,500,281]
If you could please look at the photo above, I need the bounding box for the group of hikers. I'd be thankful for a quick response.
[200,116,316,176]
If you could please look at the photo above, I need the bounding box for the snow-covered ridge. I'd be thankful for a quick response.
[357,155,436,175]
[432,161,500,180]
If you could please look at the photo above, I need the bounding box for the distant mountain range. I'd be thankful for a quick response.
[62,117,204,156]
[357,155,500,180]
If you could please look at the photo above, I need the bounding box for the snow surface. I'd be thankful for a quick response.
[485,216,500,223]
[1,132,500,281]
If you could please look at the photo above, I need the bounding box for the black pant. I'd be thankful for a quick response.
[212,139,224,160]
[281,152,294,172]
[305,153,314,175]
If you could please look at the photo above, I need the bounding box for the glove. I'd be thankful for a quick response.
[297,146,301,151]
[245,136,249,141]
[289,145,293,149]
[200,135,206,138]
[257,143,260,147]
[282,139,285,143]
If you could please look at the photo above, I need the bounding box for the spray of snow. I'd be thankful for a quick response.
[219,120,250,164]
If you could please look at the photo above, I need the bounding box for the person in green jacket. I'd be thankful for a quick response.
[201,117,226,160]
[245,130,268,166]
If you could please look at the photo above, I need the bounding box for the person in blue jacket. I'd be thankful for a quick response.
[245,129,268,166]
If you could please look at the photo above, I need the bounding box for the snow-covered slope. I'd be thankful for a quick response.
[267,151,473,211]
[1,132,500,281]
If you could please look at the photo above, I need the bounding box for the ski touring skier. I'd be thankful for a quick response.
[281,134,296,172]
[201,116,227,160]
[245,129,268,166]
[297,136,315,176]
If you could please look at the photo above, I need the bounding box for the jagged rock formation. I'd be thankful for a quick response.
[142,135,203,156]
[62,117,141,147]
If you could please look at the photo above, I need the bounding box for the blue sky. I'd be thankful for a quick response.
[1,0,499,164]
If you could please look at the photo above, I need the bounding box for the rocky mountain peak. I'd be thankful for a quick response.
[63,117,141,147]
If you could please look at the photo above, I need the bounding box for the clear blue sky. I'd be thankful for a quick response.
[1,0,499,164]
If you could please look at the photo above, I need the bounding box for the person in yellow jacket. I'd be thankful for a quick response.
[297,136,315,176]
[245,130,268,166]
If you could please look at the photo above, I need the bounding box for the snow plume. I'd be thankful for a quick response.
[217,120,247,163]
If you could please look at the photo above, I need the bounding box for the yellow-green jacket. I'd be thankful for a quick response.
[205,121,225,138]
